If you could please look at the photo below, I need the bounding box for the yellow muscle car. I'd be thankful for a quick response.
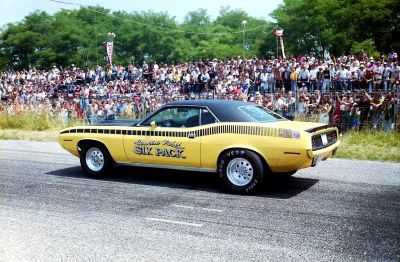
[59,100,340,193]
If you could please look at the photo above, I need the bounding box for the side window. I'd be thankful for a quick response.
[141,107,200,128]
[201,108,217,125]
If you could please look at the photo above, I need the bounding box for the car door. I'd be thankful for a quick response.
[123,106,201,168]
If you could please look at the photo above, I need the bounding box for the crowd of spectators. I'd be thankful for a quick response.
[1,50,399,132]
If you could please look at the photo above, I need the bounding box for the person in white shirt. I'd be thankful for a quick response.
[388,51,397,62]
[357,64,366,89]
[199,67,210,92]
[337,65,348,91]
[390,63,399,90]
[182,72,191,93]
[349,70,358,90]
[309,65,318,92]
[373,61,383,90]
[273,93,285,115]
[259,69,269,93]
[105,100,115,120]
[382,62,391,92]
[298,66,310,89]
[309,54,316,65]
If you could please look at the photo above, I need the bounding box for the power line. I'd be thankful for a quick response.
[49,0,269,35]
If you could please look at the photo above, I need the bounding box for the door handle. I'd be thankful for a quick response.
[188,133,196,139]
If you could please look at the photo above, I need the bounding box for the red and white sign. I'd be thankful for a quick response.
[106,42,113,66]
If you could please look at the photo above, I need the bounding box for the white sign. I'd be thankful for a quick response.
[279,36,286,59]
[106,42,113,66]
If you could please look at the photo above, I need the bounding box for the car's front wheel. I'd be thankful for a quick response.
[217,149,264,194]
[80,143,112,178]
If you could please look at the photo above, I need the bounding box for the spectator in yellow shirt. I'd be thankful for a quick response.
[290,68,299,92]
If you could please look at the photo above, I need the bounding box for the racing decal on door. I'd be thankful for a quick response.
[134,139,186,159]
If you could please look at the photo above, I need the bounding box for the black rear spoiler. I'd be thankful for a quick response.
[305,124,337,133]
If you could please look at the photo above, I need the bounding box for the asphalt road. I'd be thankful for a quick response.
[0,140,399,262]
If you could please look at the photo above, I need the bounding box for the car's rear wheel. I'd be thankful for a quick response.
[80,143,112,178]
[217,149,264,194]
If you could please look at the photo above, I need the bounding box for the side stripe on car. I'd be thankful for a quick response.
[60,124,280,138]
[60,124,295,139]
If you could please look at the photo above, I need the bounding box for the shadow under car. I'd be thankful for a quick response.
[46,165,319,199]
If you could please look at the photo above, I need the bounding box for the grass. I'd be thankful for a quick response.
[0,129,59,142]
[0,110,78,142]
[0,111,57,130]
[0,110,82,131]
[335,131,400,162]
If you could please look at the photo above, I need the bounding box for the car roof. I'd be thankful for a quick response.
[164,99,260,122]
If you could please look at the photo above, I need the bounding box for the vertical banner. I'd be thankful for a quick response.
[106,42,113,66]
[279,36,286,59]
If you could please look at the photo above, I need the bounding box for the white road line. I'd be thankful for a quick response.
[173,204,223,213]
[145,217,203,228]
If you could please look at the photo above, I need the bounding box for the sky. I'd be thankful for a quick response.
[0,0,283,26]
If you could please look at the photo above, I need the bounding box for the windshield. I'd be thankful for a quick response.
[238,105,286,122]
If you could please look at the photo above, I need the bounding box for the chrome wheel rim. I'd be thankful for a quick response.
[226,158,253,186]
[85,148,104,172]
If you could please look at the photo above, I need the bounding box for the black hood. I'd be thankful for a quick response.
[92,119,142,127]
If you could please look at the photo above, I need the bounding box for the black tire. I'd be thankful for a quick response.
[217,149,264,194]
[80,143,112,178]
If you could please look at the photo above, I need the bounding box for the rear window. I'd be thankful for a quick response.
[238,105,285,122]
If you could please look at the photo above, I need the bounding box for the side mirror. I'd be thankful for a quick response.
[150,121,157,129]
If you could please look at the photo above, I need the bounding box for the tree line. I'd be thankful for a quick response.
[0,0,398,70]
